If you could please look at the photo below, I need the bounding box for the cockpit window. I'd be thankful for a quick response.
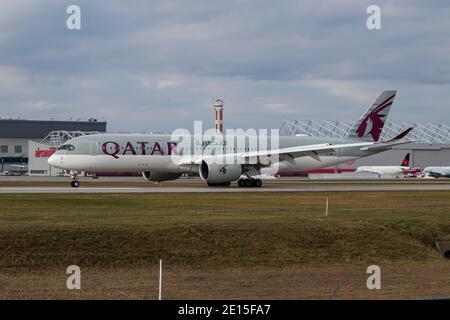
[57,144,75,151]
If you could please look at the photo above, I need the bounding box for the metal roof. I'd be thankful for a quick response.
[39,131,103,147]
[0,119,107,139]
[280,120,450,144]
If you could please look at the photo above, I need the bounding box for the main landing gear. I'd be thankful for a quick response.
[70,171,80,188]
[238,178,262,188]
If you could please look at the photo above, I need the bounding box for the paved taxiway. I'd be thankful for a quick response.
[1,183,450,193]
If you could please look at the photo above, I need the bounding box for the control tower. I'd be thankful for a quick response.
[213,99,224,134]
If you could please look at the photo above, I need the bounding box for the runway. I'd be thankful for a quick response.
[2,183,450,193]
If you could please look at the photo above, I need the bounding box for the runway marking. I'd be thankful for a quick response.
[1,184,450,194]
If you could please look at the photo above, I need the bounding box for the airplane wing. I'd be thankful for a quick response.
[241,127,413,161]
[241,142,373,163]
[360,140,413,151]
[177,141,374,167]
[360,127,415,151]
[176,127,414,167]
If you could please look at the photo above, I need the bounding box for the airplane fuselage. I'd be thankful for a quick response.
[48,133,373,174]
[423,167,450,178]
[355,166,409,175]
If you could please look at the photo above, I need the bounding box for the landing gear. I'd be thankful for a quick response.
[207,181,231,187]
[70,180,80,188]
[70,171,80,188]
[238,178,262,188]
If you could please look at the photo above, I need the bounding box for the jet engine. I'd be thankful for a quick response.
[141,171,181,182]
[199,160,242,184]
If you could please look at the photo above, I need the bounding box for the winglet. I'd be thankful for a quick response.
[360,127,414,151]
[388,127,413,142]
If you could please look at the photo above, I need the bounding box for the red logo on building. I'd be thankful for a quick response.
[35,147,57,158]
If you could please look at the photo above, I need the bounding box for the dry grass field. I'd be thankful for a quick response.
[1,190,450,299]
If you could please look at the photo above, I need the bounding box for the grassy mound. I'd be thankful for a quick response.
[1,192,449,269]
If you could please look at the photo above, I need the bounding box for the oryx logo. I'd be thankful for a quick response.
[202,140,212,149]
[219,165,228,175]
[356,94,395,141]
[202,139,214,150]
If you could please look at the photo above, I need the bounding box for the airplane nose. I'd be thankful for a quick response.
[48,155,57,167]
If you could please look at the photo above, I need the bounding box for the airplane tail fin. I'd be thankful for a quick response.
[401,153,410,167]
[347,90,397,142]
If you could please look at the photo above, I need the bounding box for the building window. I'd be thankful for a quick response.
[14,145,22,154]
[0,145,8,153]
[30,170,48,175]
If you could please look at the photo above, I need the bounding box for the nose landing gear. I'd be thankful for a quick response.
[238,178,262,188]
[70,180,80,188]
[70,171,80,188]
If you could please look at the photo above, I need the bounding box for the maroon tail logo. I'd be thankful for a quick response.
[356,94,395,141]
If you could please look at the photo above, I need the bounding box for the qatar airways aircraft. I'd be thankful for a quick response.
[48,90,413,188]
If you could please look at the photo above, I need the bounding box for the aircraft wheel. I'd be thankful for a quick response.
[71,180,80,188]
[224,181,231,187]
[238,179,245,187]
[244,179,253,187]
[254,179,262,188]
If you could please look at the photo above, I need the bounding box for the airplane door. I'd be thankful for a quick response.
[90,141,99,155]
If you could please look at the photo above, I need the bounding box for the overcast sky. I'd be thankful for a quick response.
[0,0,449,132]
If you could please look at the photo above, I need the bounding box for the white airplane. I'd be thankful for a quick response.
[48,90,413,188]
[422,167,450,178]
[355,153,410,176]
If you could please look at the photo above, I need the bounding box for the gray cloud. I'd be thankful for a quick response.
[0,0,449,131]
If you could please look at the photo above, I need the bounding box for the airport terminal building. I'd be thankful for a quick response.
[0,119,106,176]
